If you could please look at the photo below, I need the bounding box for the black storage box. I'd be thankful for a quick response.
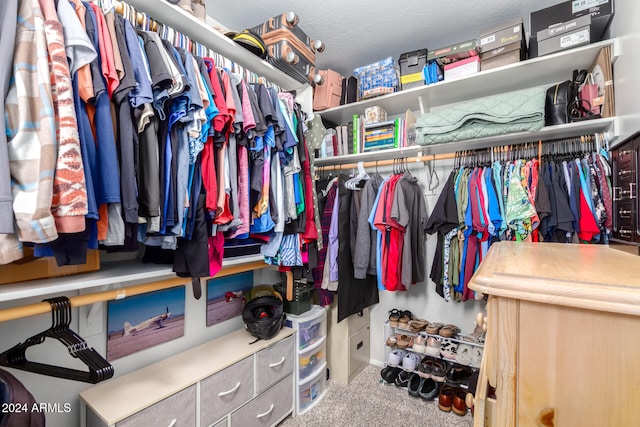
[398,49,428,90]
[274,279,314,315]
[529,0,614,58]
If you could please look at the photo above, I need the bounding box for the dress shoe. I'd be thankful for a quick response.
[438,385,454,412]
[452,387,468,416]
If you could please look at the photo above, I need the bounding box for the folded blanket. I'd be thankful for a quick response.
[416,87,546,145]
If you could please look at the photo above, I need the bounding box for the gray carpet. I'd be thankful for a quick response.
[280,364,474,427]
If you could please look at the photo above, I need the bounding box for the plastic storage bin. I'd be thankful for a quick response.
[298,336,326,381]
[285,305,327,351]
[298,362,327,415]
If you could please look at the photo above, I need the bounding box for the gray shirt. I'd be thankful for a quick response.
[353,174,383,279]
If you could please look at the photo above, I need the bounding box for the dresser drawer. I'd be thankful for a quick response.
[255,335,294,394]
[230,375,293,427]
[348,326,370,379]
[201,356,254,426]
[116,385,196,427]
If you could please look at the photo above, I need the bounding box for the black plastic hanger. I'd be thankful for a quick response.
[0,297,114,384]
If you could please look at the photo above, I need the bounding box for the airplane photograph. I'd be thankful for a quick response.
[106,287,185,361]
[206,271,253,326]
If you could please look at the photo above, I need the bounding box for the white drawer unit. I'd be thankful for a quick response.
[284,305,328,415]
[81,328,295,427]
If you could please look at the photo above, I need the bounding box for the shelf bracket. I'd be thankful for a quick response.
[418,95,426,116]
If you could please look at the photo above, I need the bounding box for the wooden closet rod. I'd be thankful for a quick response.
[0,260,266,323]
[316,152,457,171]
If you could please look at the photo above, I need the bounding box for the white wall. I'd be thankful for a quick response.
[0,267,280,427]
[608,0,640,145]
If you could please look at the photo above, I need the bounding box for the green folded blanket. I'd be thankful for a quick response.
[416,87,546,145]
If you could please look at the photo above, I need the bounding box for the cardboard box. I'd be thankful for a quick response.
[364,106,387,124]
[480,42,523,71]
[398,49,428,90]
[0,248,100,285]
[530,0,614,45]
[538,23,591,56]
[537,14,592,41]
[444,56,480,80]
[479,18,526,54]
[428,39,479,63]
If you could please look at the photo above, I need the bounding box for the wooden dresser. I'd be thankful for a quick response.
[468,241,640,427]
[81,328,295,427]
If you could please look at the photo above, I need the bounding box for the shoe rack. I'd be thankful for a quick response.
[383,322,485,370]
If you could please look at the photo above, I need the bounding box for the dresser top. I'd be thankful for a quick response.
[80,327,294,425]
[468,242,640,316]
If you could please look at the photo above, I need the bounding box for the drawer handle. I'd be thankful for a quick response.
[218,382,241,397]
[620,229,632,235]
[256,403,275,419]
[167,419,177,427]
[619,170,632,176]
[268,357,286,368]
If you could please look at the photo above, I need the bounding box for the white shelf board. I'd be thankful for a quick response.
[0,255,265,303]
[319,39,617,125]
[124,0,304,91]
[314,117,617,166]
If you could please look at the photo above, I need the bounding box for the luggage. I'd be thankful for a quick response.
[313,69,344,111]
[248,11,324,84]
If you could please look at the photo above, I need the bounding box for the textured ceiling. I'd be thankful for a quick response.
[205,0,563,77]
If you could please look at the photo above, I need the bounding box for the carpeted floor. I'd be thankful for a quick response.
[279,364,474,427]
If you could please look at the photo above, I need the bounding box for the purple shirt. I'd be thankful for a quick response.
[328,185,340,282]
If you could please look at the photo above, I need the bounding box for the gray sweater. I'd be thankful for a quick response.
[353,174,384,279]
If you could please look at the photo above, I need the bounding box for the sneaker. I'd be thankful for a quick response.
[425,336,442,357]
[394,369,413,388]
[387,349,407,367]
[412,332,428,353]
[381,366,403,384]
[419,377,441,401]
[407,373,423,397]
[402,352,421,372]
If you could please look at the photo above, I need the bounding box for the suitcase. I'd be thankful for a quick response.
[249,11,324,84]
[313,69,344,111]
[249,11,325,54]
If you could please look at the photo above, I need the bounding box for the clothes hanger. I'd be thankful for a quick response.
[0,297,114,384]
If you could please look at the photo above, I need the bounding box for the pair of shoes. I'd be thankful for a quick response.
[412,332,428,353]
[398,310,413,329]
[408,318,429,332]
[388,349,407,367]
[402,352,421,372]
[386,335,398,347]
[388,309,401,327]
[438,385,468,415]
[430,359,450,382]
[380,366,403,383]
[408,373,441,400]
[445,365,474,387]
[425,322,444,335]
[417,356,436,379]
[456,342,474,365]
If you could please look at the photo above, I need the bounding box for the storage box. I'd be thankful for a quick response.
[298,362,327,414]
[529,0,614,58]
[298,338,326,381]
[398,49,428,90]
[353,56,399,100]
[0,248,100,285]
[480,41,524,71]
[427,39,479,64]
[285,305,327,351]
[274,279,314,315]
[479,18,526,54]
[364,106,387,124]
[537,16,592,57]
[444,55,480,80]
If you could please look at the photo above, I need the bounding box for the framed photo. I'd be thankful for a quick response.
[206,271,253,326]
[106,286,186,361]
